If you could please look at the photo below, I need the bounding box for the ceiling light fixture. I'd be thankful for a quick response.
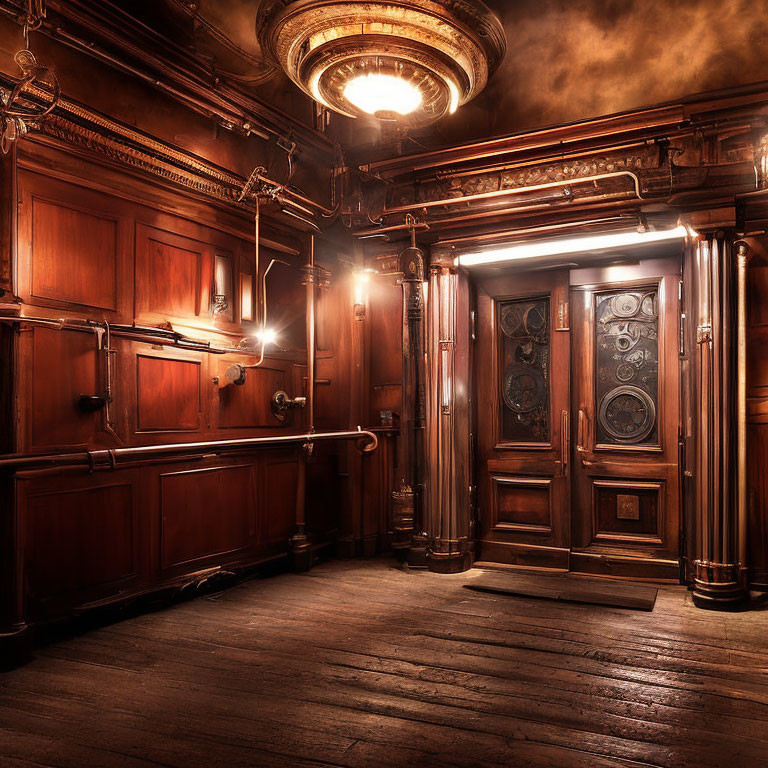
[457,225,690,267]
[256,1,506,126]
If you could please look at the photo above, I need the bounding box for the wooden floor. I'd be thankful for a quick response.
[2,560,768,768]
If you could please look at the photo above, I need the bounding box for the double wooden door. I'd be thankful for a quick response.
[475,258,681,581]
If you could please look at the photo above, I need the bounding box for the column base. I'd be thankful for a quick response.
[407,532,429,568]
[0,624,32,670]
[336,536,357,560]
[391,487,415,556]
[290,535,313,573]
[427,548,472,574]
[692,561,749,610]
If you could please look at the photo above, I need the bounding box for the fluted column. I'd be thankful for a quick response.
[391,234,428,564]
[690,234,749,608]
[424,260,473,573]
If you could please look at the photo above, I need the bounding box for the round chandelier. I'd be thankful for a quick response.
[256,1,506,127]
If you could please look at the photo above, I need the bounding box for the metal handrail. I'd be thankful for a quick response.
[0,428,378,472]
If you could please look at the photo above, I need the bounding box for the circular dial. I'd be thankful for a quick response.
[503,364,546,414]
[598,386,656,443]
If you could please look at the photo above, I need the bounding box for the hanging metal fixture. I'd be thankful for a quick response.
[256,0,506,127]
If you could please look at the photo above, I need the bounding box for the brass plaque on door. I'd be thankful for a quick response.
[616,494,640,520]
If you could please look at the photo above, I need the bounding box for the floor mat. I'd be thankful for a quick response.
[464,570,658,611]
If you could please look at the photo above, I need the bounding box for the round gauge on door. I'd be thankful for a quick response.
[503,364,546,413]
[598,385,656,443]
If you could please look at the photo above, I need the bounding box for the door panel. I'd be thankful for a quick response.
[570,260,681,580]
[476,270,571,569]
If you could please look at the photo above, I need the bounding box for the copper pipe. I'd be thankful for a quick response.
[434,216,638,249]
[380,172,643,217]
[0,314,267,357]
[306,235,316,434]
[355,220,431,240]
[363,104,684,174]
[253,171,337,218]
[432,141,651,181]
[0,429,379,472]
[736,241,750,568]
[411,191,639,231]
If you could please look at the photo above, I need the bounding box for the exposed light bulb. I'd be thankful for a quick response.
[255,327,277,346]
[353,270,372,307]
[344,73,422,116]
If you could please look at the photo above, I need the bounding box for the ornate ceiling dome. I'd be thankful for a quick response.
[256,1,506,127]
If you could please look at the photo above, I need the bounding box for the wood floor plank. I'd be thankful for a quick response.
[2,558,768,767]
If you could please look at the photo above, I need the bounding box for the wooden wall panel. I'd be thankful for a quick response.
[593,480,663,545]
[748,257,768,588]
[217,364,286,429]
[262,459,298,546]
[3,152,360,638]
[25,327,100,449]
[369,276,402,424]
[136,355,201,432]
[160,465,256,570]
[135,225,210,320]
[492,476,552,533]
[23,482,136,602]
[31,198,118,311]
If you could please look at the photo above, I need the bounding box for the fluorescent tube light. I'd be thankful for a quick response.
[457,225,689,267]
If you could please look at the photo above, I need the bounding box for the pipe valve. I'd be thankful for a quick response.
[271,390,307,421]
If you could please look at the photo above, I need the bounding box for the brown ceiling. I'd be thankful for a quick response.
[126,0,768,157]
[332,0,768,157]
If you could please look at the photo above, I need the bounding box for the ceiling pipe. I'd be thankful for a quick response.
[378,171,643,218]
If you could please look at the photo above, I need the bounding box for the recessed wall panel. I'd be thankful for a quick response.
[137,355,200,431]
[31,198,117,310]
[160,465,255,569]
[492,475,552,533]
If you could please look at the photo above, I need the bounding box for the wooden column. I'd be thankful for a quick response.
[424,259,473,573]
[690,233,749,608]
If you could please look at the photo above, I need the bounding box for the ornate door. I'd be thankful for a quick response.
[475,270,571,569]
[570,259,681,580]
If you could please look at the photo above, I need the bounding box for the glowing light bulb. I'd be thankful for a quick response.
[344,73,422,116]
[255,327,277,346]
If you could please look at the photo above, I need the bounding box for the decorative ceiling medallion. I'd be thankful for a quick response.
[256,1,506,126]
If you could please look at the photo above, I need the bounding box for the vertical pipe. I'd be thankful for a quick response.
[291,235,316,572]
[736,242,750,570]
[306,235,316,435]
[692,234,748,608]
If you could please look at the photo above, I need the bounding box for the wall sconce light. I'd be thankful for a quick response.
[353,268,375,320]
[226,327,279,386]
[254,327,278,346]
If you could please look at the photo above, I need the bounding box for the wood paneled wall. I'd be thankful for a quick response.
[747,250,768,589]
[1,142,359,633]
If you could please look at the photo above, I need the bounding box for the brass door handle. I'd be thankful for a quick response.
[561,410,569,467]
[576,409,587,453]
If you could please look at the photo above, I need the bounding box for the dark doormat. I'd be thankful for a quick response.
[464,570,658,611]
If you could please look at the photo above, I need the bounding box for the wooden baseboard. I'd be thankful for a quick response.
[478,540,570,570]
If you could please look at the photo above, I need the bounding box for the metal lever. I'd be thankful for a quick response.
[271,390,307,422]
[576,409,595,466]
[561,410,569,468]
[576,409,587,453]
